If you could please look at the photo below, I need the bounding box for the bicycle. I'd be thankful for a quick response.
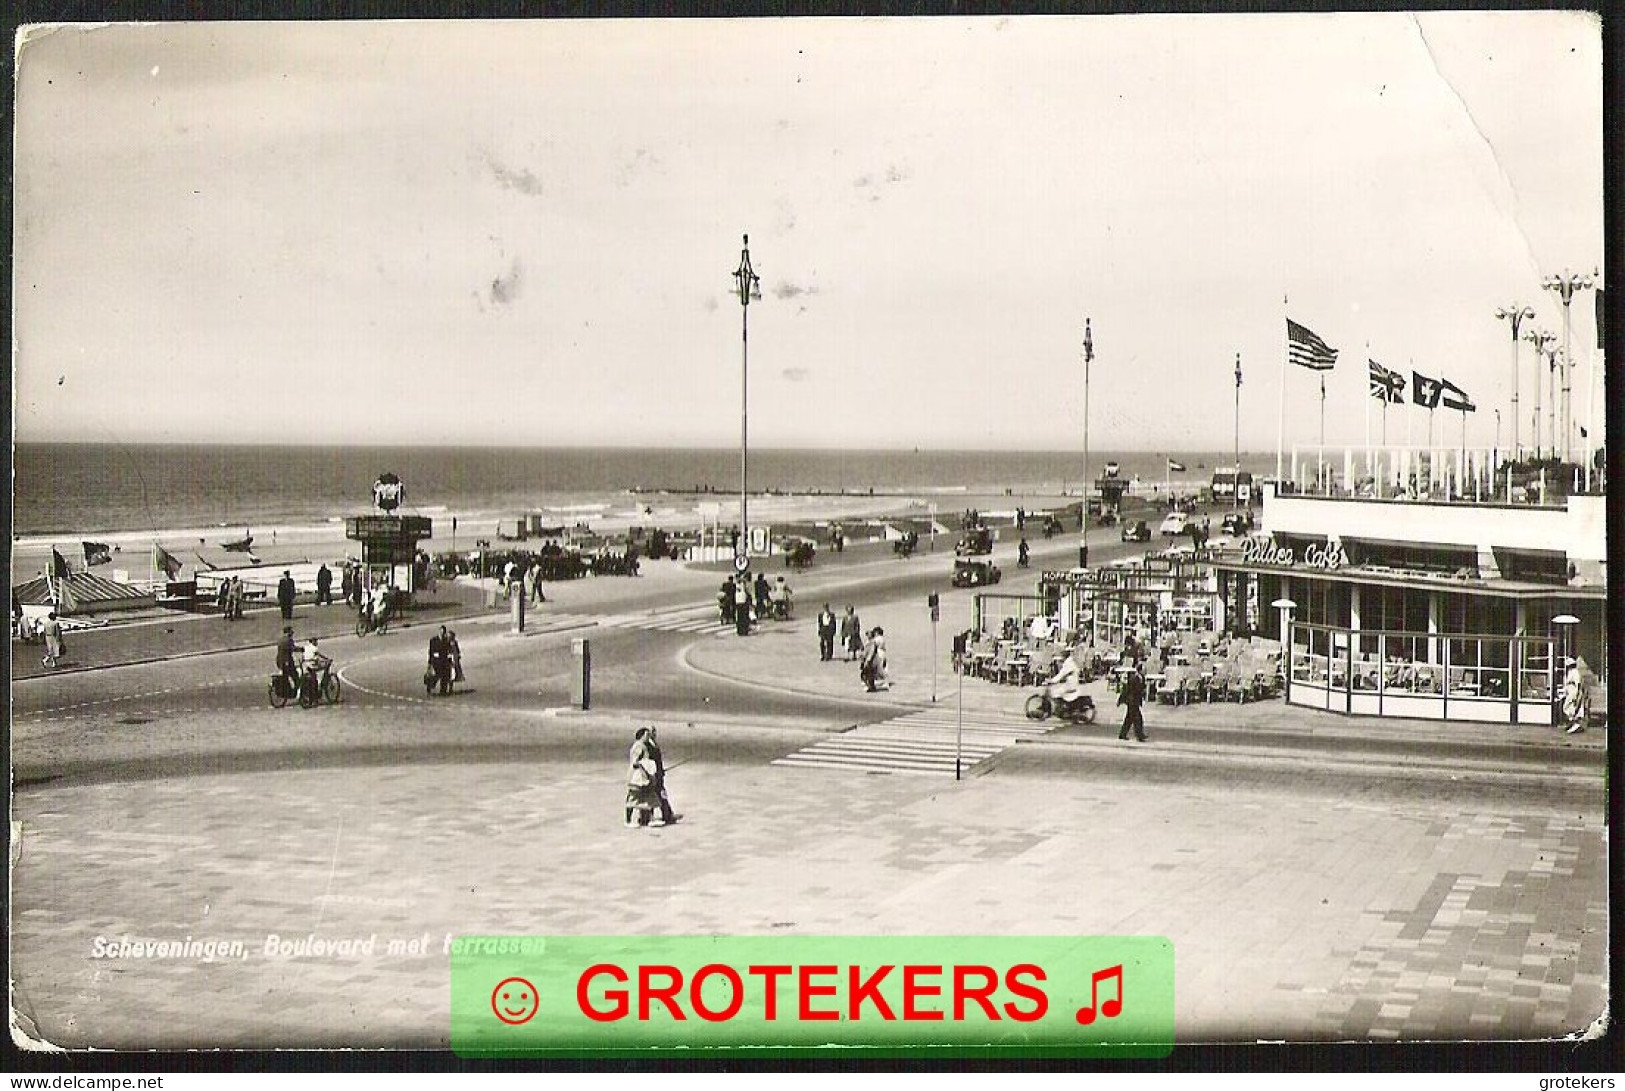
[268,672,299,709]
[298,663,342,708]
[356,603,392,637]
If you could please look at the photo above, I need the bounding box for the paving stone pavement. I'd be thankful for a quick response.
[10,739,1607,1050]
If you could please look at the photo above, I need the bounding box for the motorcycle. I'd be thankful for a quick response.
[1024,686,1097,724]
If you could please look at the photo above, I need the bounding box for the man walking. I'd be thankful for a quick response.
[316,563,333,606]
[428,626,454,696]
[817,604,837,661]
[1118,660,1149,742]
[277,570,296,620]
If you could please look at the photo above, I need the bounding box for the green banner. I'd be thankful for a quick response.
[451,935,1174,1059]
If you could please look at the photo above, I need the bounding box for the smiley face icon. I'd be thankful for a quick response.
[491,976,539,1025]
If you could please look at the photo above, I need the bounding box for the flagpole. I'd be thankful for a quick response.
[1405,360,1414,492]
[1277,294,1288,486]
[1318,372,1326,492]
[1233,352,1242,512]
[1364,342,1371,454]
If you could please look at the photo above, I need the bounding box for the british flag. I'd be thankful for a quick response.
[1368,359,1406,404]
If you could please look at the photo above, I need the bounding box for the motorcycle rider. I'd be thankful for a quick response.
[1047,644,1088,713]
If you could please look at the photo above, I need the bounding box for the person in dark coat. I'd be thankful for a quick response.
[275,626,299,693]
[719,577,736,625]
[277,570,296,620]
[754,571,771,617]
[644,725,678,826]
[840,606,862,661]
[1118,661,1149,742]
[315,563,333,606]
[816,604,838,661]
[427,626,454,696]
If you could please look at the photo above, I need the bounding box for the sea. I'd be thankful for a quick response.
[12,444,1276,539]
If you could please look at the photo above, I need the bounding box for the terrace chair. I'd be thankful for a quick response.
[987,645,1024,686]
[1156,666,1186,706]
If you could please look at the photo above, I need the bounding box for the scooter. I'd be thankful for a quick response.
[1024,686,1097,724]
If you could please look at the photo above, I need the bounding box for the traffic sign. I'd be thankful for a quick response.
[733,553,750,573]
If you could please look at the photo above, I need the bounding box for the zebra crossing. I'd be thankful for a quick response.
[771,707,1058,777]
[479,606,727,635]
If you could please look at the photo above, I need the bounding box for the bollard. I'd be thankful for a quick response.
[511,585,526,633]
[570,637,591,709]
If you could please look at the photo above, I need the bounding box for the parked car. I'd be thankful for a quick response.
[1221,512,1250,536]
[1120,519,1151,543]
[951,558,1002,588]
[1158,511,1190,537]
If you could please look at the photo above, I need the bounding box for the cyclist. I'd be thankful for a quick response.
[300,636,333,703]
[365,581,390,633]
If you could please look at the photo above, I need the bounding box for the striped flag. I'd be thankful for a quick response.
[1167,458,1187,473]
[52,548,72,579]
[1287,318,1338,370]
[1369,359,1406,403]
[1439,378,1475,413]
[1412,370,1445,409]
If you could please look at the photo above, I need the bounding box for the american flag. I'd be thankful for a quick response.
[1368,359,1406,403]
[1287,318,1338,371]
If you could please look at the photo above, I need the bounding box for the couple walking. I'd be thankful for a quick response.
[625,726,679,828]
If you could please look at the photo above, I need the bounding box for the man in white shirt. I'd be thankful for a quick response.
[1029,614,1054,642]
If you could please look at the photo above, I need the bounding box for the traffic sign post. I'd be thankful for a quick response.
[928,593,940,704]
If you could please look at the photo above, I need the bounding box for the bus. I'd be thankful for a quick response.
[1211,466,1254,503]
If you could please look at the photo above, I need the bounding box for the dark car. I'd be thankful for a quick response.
[951,558,1002,588]
[1221,512,1249,537]
[1120,519,1151,542]
[954,526,994,556]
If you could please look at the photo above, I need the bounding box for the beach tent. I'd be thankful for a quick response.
[11,572,155,616]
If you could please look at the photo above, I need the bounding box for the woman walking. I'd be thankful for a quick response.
[625,728,659,828]
[840,606,863,662]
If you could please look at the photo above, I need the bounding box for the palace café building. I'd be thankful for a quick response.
[1207,471,1605,725]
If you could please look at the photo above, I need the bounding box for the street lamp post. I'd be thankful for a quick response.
[1543,270,1596,464]
[1080,317,1094,570]
[1522,328,1554,459]
[731,234,761,611]
[1272,597,1297,702]
[1552,613,1579,727]
[1494,304,1535,460]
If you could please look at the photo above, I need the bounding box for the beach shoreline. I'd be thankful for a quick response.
[9,473,1213,588]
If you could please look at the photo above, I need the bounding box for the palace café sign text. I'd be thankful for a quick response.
[1240,537,1346,570]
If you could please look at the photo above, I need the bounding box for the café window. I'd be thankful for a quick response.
[1299,578,1350,629]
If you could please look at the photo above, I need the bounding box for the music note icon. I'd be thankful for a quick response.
[1074,964,1124,1025]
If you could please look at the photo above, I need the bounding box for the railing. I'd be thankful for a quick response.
[1281,445,1602,507]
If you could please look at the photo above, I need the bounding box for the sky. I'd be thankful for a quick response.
[11,13,1605,452]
